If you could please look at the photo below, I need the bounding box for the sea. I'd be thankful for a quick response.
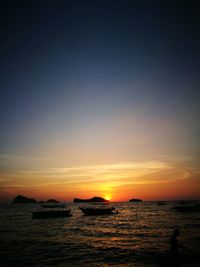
[0,201,200,267]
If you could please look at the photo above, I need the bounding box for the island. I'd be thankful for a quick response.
[129,198,143,202]
[73,196,109,203]
[12,195,37,204]
[12,195,60,204]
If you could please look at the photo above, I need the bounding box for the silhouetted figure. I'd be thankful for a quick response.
[170,229,179,256]
[160,229,184,267]
[170,228,182,266]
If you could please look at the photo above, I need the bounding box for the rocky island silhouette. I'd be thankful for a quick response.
[73,196,109,203]
[129,198,143,202]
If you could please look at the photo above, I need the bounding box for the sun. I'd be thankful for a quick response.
[105,195,111,201]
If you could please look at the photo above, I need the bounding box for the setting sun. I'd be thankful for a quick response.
[105,195,112,201]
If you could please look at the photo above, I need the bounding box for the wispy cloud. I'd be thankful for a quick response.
[0,153,194,189]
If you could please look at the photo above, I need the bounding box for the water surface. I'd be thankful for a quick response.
[0,202,199,266]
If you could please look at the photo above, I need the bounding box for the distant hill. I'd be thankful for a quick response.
[73,196,109,203]
[12,195,37,204]
[129,198,143,202]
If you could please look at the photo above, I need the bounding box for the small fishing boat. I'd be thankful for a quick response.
[32,205,71,219]
[42,203,66,208]
[174,204,200,213]
[156,201,166,205]
[79,206,118,216]
[179,200,193,205]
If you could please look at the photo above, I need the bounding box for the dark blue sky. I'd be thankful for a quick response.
[0,0,200,163]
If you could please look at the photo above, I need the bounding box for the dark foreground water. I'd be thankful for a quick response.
[0,202,200,267]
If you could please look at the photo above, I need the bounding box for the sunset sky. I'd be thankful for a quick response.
[0,1,200,202]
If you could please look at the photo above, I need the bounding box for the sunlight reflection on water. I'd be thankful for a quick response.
[0,202,200,266]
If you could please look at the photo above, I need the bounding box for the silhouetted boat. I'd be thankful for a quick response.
[79,206,118,216]
[156,201,166,205]
[42,203,66,208]
[179,200,194,204]
[32,206,71,219]
[174,204,200,213]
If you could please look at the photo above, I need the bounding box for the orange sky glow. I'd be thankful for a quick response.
[1,156,199,202]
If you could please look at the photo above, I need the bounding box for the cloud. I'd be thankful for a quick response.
[0,153,196,190]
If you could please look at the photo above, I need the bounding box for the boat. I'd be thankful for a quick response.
[156,201,166,205]
[173,204,200,213]
[42,203,66,208]
[179,200,193,205]
[79,206,118,216]
[32,205,71,219]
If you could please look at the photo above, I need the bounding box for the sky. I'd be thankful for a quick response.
[0,0,200,202]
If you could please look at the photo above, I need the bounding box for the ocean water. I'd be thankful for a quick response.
[0,202,200,267]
